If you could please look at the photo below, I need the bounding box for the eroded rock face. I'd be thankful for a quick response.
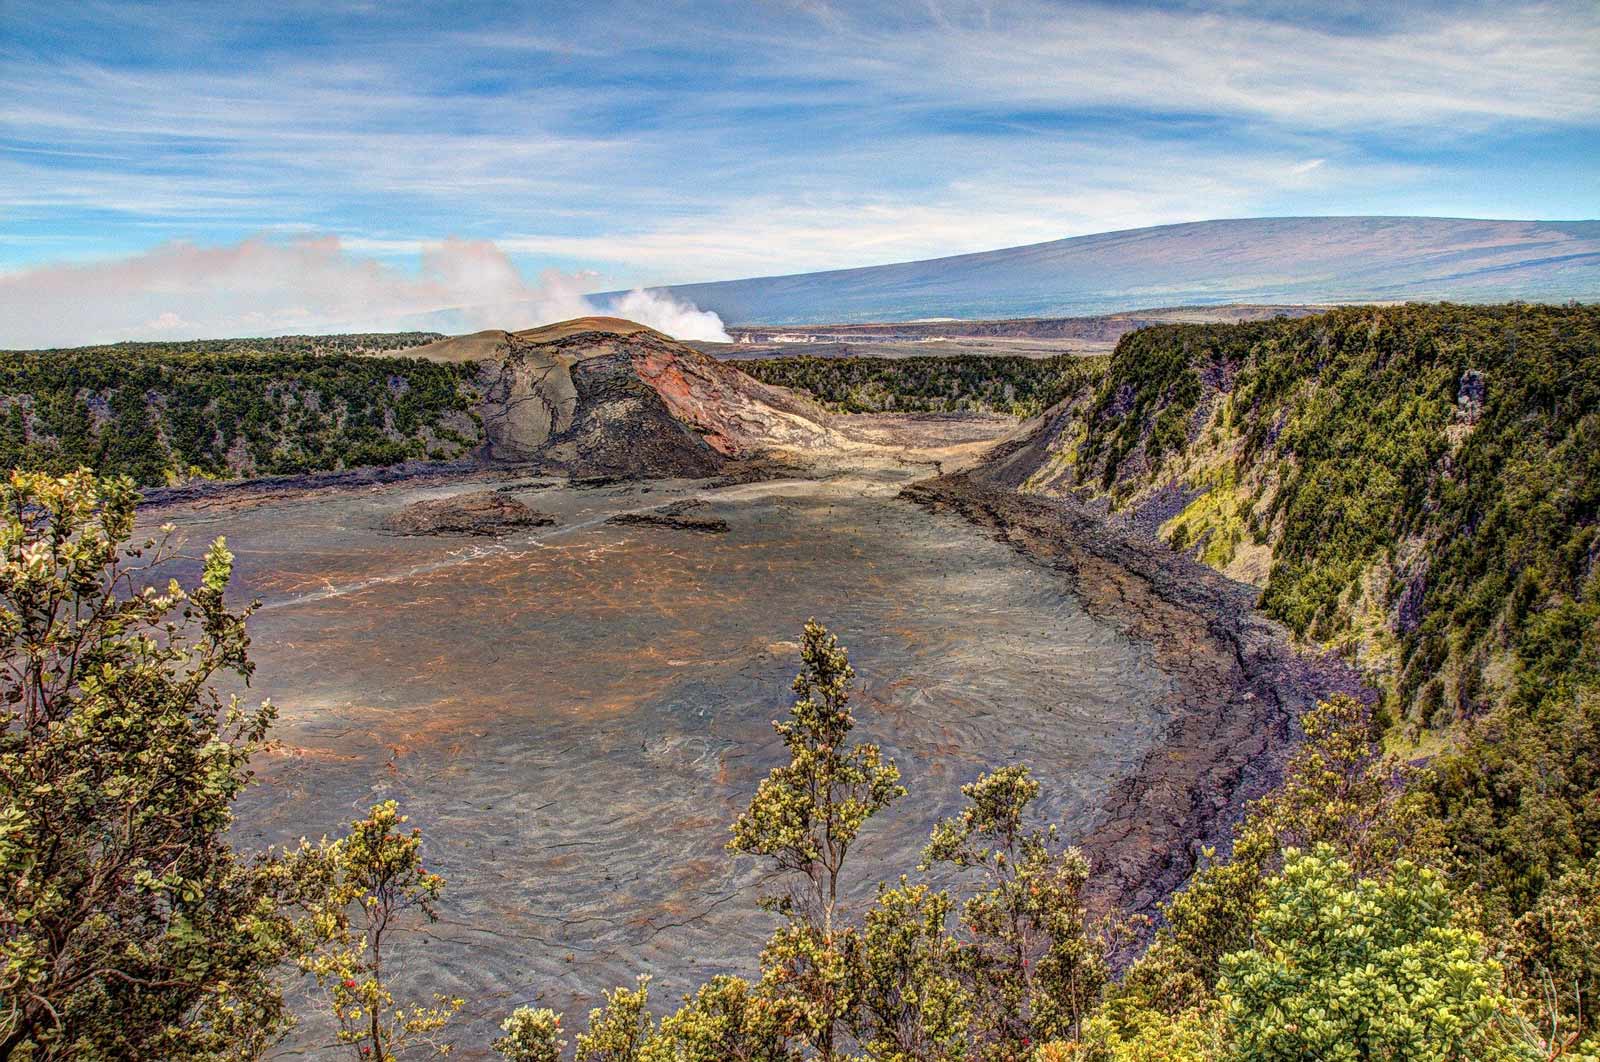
[411,319,848,479]
[475,335,582,461]
[380,491,554,536]
[627,335,841,456]
[464,328,735,477]
[554,346,729,478]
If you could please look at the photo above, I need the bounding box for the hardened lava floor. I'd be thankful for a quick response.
[150,467,1170,1055]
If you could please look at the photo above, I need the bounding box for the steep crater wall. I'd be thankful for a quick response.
[963,303,1600,730]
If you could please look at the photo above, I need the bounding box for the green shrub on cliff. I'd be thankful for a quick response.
[1218,847,1521,1062]
[1056,303,1600,728]
[1248,306,1597,725]
[1112,693,1439,1021]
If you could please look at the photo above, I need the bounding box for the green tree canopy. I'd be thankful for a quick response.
[0,469,295,1058]
[1219,846,1521,1062]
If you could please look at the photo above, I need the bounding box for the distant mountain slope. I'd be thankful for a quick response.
[604,217,1600,324]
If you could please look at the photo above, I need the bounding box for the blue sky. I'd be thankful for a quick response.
[2,0,1597,343]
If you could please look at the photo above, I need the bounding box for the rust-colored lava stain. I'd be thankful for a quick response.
[149,470,1169,1056]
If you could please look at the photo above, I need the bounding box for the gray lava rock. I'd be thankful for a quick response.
[608,500,728,533]
[381,491,555,536]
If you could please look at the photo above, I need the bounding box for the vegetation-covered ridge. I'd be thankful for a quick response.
[949,301,1600,1059]
[0,342,481,486]
[739,353,1106,418]
[1005,302,1599,731]
[3,332,447,358]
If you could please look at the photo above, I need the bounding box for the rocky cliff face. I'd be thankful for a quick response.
[628,332,842,455]
[409,317,844,478]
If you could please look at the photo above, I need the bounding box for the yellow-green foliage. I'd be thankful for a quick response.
[1326,553,1406,682]
[920,765,1120,1056]
[640,976,793,1061]
[575,978,655,1061]
[856,879,969,1061]
[1063,1005,1222,1061]
[1022,418,1088,494]
[1506,854,1600,1057]
[1427,682,1600,923]
[728,620,905,1061]
[494,1006,567,1062]
[1163,463,1250,571]
[1219,847,1522,1062]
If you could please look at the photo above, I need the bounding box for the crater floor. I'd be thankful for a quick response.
[151,466,1171,1053]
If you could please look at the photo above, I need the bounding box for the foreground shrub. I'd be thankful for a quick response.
[1061,1004,1222,1062]
[1219,846,1521,1062]
[641,976,795,1062]
[921,765,1124,1056]
[0,470,453,1061]
[728,619,905,1060]
[494,1006,566,1062]
[0,470,295,1058]
[298,801,463,1060]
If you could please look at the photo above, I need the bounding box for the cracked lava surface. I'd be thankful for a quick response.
[148,467,1171,1055]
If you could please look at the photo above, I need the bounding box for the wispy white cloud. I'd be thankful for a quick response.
[496,149,1421,280]
[0,0,1594,336]
[777,0,1600,131]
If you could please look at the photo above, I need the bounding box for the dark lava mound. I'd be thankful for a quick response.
[381,491,555,536]
[607,501,729,533]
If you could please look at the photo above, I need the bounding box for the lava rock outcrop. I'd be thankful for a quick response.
[406,317,843,479]
[380,491,555,536]
[607,500,729,533]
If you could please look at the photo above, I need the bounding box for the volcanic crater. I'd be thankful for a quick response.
[140,318,1360,1054]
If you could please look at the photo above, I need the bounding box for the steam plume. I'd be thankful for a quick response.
[599,288,731,342]
[0,236,730,348]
